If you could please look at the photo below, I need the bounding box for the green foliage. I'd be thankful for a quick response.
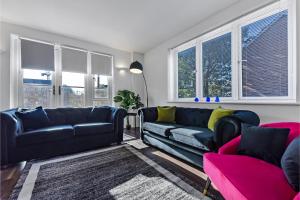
[202,32,232,97]
[178,47,196,98]
[113,90,144,111]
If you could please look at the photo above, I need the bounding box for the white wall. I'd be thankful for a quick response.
[0,22,145,110]
[144,0,300,123]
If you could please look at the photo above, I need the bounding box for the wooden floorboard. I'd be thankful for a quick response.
[1,162,26,200]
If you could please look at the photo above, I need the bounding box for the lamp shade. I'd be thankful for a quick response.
[129,61,143,74]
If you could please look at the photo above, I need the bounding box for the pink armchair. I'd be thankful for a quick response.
[203,122,300,200]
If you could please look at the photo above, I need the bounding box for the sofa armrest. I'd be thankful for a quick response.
[213,110,259,149]
[214,116,241,149]
[109,107,127,143]
[1,110,22,165]
[218,135,241,155]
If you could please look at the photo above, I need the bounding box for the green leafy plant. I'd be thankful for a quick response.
[113,90,144,129]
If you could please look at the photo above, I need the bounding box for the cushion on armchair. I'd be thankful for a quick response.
[281,137,300,191]
[238,124,290,166]
[16,106,50,131]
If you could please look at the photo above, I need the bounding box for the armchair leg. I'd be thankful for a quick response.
[203,178,211,196]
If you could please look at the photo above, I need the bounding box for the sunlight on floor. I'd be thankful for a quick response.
[109,174,200,200]
[151,151,208,180]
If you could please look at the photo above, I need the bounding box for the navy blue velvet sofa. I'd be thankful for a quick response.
[138,107,260,168]
[1,106,127,166]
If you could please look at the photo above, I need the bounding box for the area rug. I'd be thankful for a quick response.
[9,145,211,200]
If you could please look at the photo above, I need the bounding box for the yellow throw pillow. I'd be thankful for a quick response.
[208,107,234,131]
[156,106,176,123]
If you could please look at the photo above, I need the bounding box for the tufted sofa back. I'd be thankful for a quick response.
[45,107,93,126]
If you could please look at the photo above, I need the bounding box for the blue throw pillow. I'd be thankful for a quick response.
[281,137,300,191]
[16,106,50,131]
[238,123,290,166]
[88,106,111,122]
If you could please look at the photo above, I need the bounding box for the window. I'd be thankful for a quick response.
[241,10,288,97]
[170,0,296,103]
[61,72,85,107]
[14,37,113,108]
[20,39,55,108]
[202,32,232,98]
[22,69,53,108]
[177,46,196,98]
[93,75,109,99]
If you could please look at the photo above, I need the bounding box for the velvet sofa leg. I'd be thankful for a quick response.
[203,178,211,196]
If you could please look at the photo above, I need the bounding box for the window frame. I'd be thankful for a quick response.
[237,1,295,102]
[11,36,114,108]
[174,40,197,101]
[169,0,297,104]
[199,25,234,101]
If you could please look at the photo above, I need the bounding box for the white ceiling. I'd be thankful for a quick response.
[1,0,241,53]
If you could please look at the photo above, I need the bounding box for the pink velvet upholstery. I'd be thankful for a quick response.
[204,122,300,200]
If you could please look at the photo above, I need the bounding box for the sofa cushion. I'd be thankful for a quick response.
[156,106,176,123]
[208,107,234,131]
[175,108,212,127]
[15,106,50,131]
[74,123,113,136]
[238,124,290,166]
[143,122,183,137]
[169,127,214,151]
[16,125,74,147]
[88,106,111,123]
[281,137,300,191]
[204,153,297,200]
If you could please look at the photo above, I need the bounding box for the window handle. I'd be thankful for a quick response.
[53,85,56,95]
[59,85,61,95]
[238,60,247,63]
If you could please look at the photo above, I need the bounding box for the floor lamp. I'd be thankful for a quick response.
[129,61,149,107]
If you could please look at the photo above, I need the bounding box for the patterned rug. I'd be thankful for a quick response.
[9,145,211,200]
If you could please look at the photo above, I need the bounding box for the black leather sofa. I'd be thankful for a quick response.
[138,107,260,168]
[1,106,127,166]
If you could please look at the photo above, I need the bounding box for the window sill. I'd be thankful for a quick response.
[167,100,300,106]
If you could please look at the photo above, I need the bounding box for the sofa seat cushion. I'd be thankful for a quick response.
[143,122,183,137]
[16,125,74,147]
[74,123,113,136]
[169,127,214,151]
[204,153,297,200]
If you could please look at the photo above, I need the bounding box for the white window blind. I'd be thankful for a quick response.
[21,39,54,71]
[61,47,87,73]
[91,53,112,76]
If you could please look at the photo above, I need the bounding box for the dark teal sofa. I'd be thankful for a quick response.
[1,106,127,166]
[138,107,259,168]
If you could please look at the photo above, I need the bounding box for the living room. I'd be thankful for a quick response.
[0,0,299,199]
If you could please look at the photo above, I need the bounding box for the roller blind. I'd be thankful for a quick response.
[91,53,112,76]
[62,47,87,73]
[21,39,54,71]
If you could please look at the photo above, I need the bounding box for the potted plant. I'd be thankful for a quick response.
[113,90,144,130]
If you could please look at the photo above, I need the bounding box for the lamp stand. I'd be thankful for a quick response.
[142,73,149,107]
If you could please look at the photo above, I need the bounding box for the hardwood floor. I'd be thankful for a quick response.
[0,128,222,200]
[0,162,26,200]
